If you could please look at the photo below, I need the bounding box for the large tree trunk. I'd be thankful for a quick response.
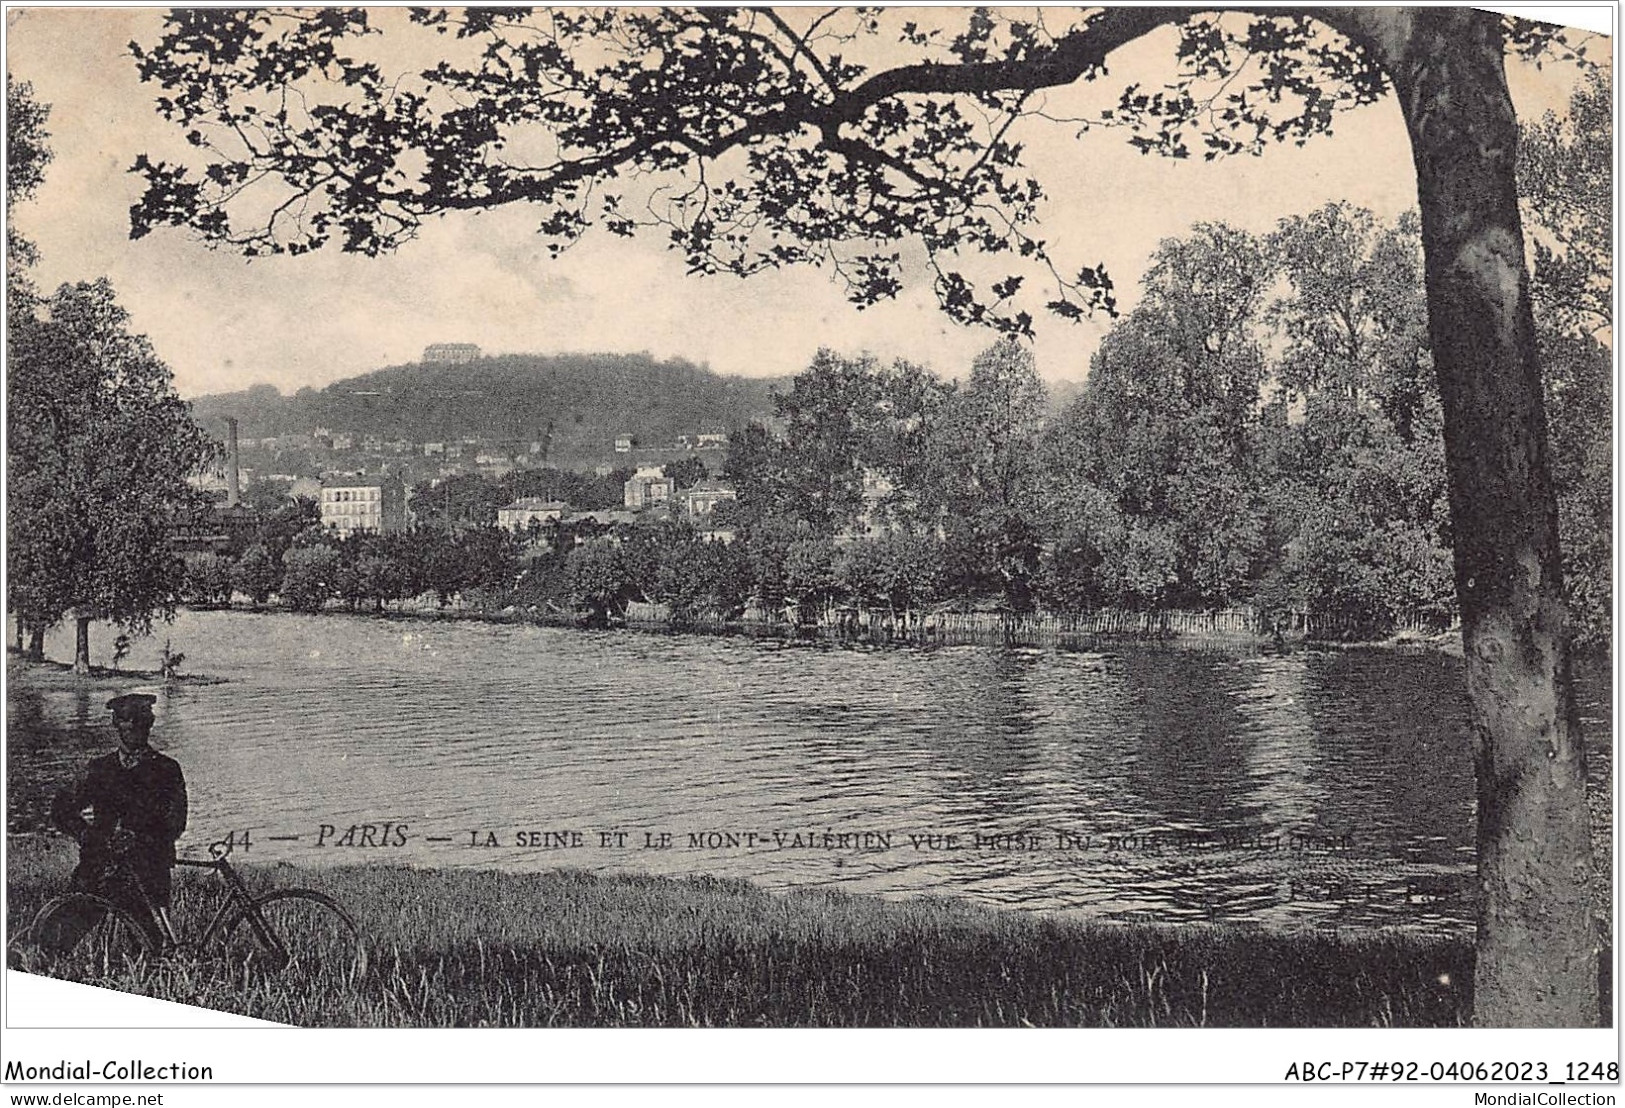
[25,623,45,661]
[1384,10,1596,1027]
[73,615,92,675]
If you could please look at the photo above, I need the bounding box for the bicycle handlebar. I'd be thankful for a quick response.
[172,836,240,870]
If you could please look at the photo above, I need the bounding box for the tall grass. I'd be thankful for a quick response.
[8,835,1471,1027]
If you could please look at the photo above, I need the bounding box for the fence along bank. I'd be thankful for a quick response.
[617,601,1458,648]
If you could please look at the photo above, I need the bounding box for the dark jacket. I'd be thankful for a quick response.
[52,750,187,903]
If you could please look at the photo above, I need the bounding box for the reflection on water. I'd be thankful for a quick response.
[1237,654,1326,833]
[7,611,1612,937]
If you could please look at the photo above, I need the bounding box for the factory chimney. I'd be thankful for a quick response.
[226,417,241,508]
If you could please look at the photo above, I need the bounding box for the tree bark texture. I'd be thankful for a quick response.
[1381,9,1596,1027]
[73,615,92,675]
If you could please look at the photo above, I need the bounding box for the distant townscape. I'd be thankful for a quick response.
[182,344,764,539]
[169,345,764,618]
[187,348,778,483]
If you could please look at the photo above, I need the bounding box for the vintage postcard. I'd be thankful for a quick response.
[1,1,1616,1097]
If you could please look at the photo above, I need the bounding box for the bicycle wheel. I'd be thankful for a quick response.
[222,889,364,979]
[29,894,157,971]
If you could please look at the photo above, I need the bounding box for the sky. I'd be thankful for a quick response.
[3,5,1608,399]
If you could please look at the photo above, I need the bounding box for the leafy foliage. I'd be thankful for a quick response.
[6,75,52,305]
[1516,71,1613,648]
[128,8,1476,333]
[1048,224,1272,611]
[115,7,1604,639]
[151,190,1604,647]
[5,76,51,211]
[231,543,282,607]
[280,544,340,612]
[181,553,234,607]
[7,280,218,660]
[566,542,631,626]
[935,340,1047,609]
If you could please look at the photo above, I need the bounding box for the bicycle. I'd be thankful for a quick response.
[23,837,365,979]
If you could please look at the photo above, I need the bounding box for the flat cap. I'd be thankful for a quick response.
[106,693,158,714]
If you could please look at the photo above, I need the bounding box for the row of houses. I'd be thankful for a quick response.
[621,467,738,516]
[271,429,728,461]
[503,470,737,526]
[316,466,737,538]
[244,429,731,486]
[615,432,728,453]
[247,429,548,462]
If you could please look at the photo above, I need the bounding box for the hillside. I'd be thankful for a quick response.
[188,353,784,461]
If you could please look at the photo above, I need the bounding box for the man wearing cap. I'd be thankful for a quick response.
[48,693,188,946]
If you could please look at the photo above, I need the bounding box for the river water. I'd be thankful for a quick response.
[7,610,1612,936]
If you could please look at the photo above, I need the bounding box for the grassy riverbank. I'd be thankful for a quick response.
[7,835,1473,1027]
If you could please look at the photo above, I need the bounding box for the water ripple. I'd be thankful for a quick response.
[7,611,1613,937]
